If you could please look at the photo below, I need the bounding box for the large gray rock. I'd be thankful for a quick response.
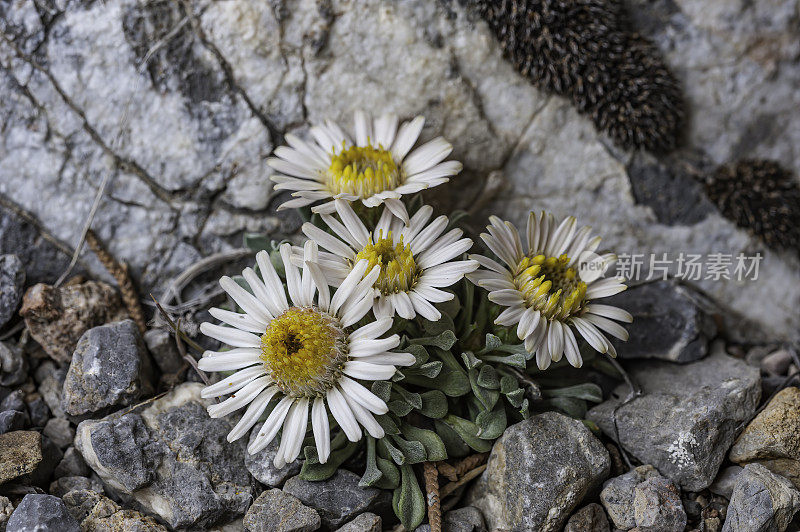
[5,494,80,532]
[2,0,799,344]
[604,280,716,363]
[283,470,391,529]
[0,255,24,328]
[336,512,382,532]
[243,489,321,532]
[600,465,661,529]
[588,347,761,491]
[62,319,155,416]
[415,506,486,532]
[722,464,800,532]
[632,477,687,532]
[245,422,302,487]
[74,383,253,529]
[467,412,610,531]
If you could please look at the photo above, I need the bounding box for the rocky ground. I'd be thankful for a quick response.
[1,0,799,531]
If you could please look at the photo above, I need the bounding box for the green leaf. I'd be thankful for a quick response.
[406,360,443,378]
[391,434,427,464]
[393,464,426,531]
[409,330,457,351]
[378,438,406,465]
[374,456,400,489]
[441,415,493,452]
[500,374,519,394]
[544,397,588,419]
[504,388,525,408]
[299,440,359,480]
[403,344,429,366]
[376,414,401,436]
[392,384,423,410]
[477,365,500,389]
[461,351,482,370]
[480,353,528,369]
[421,312,455,336]
[469,368,500,411]
[436,293,461,322]
[402,368,470,397]
[434,419,471,458]
[475,406,507,440]
[419,390,448,419]
[388,400,413,417]
[371,381,392,402]
[542,383,603,403]
[401,423,448,461]
[360,437,383,487]
[243,233,273,252]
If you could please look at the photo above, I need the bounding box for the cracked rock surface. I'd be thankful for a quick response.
[74,383,253,529]
[0,0,797,343]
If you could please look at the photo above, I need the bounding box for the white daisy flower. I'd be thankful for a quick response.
[267,110,462,222]
[468,212,632,370]
[198,241,416,468]
[300,199,478,321]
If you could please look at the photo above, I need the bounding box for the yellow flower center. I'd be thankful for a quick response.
[327,143,401,197]
[514,254,587,320]
[260,307,347,397]
[355,233,418,295]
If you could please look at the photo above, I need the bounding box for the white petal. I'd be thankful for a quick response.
[409,215,448,254]
[327,387,362,442]
[343,360,398,380]
[408,291,441,321]
[563,326,583,368]
[208,308,265,334]
[584,304,633,323]
[201,366,264,398]
[546,216,577,257]
[517,308,541,340]
[393,291,415,319]
[571,317,609,354]
[547,321,565,362]
[241,268,278,321]
[276,398,309,467]
[383,198,409,224]
[402,137,453,176]
[358,352,416,366]
[219,277,271,325]
[200,322,261,348]
[350,318,393,341]
[197,349,262,372]
[342,392,384,438]
[349,335,401,357]
[208,376,270,418]
[339,376,389,414]
[256,251,289,316]
[400,205,434,243]
[354,109,372,146]
[305,260,331,312]
[312,397,330,464]
[391,116,425,162]
[335,200,370,247]
[330,260,371,316]
[248,396,292,454]
[583,314,629,341]
[280,243,303,307]
[417,238,473,269]
[226,387,279,442]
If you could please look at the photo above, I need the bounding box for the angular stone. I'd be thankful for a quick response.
[283,470,392,529]
[722,464,800,532]
[564,503,610,532]
[27,436,64,487]
[467,412,610,531]
[710,466,744,499]
[243,489,321,532]
[0,342,27,387]
[19,281,129,364]
[0,389,25,413]
[587,347,761,491]
[143,328,184,374]
[62,320,154,416]
[5,494,80,532]
[75,383,253,529]
[245,422,302,487]
[600,465,661,529]
[729,387,800,488]
[43,417,75,449]
[336,512,382,532]
[414,506,486,532]
[26,395,51,427]
[0,496,13,532]
[0,410,29,434]
[54,447,92,479]
[0,430,42,484]
[49,475,104,498]
[604,280,716,363]
[633,477,687,532]
[61,489,168,532]
[0,254,25,328]
[761,350,793,376]
[38,366,67,419]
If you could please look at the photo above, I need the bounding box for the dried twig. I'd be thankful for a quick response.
[150,294,206,354]
[439,464,488,499]
[453,452,489,477]
[508,367,542,401]
[436,462,458,482]
[423,462,442,532]
[85,230,146,333]
[174,318,210,386]
[160,248,255,306]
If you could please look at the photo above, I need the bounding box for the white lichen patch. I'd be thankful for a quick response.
[666,431,698,468]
